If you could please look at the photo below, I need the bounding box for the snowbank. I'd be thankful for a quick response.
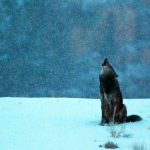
[0,98,149,150]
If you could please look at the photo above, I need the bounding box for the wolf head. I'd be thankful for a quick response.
[101,58,118,78]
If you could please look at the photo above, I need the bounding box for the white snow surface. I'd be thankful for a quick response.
[0,98,150,150]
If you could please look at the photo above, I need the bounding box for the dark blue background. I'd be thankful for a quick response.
[0,0,150,98]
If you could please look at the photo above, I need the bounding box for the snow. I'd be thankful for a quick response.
[0,98,149,150]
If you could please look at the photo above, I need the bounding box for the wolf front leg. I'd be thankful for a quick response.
[100,98,109,125]
[100,102,106,125]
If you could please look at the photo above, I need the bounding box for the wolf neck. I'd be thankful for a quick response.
[101,74,120,94]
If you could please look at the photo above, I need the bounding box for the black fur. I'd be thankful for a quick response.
[99,58,142,125]
[126,115,142,122]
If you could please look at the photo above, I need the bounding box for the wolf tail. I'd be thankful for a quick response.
[126,115,142,122]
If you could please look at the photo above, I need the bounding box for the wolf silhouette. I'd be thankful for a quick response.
[99,58,142,125]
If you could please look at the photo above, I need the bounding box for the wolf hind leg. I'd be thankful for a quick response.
[118,104,127,123]
[114,104,127,123]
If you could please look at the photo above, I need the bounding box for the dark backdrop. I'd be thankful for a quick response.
[0,0,150,98]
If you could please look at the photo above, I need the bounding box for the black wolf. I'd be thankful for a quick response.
[99,58,142,125]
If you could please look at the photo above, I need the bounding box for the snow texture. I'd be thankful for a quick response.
[0,98,149,150]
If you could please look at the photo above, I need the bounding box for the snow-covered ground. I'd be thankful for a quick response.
[0,98,149,150]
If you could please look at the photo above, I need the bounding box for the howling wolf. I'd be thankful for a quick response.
[99,58,142,125]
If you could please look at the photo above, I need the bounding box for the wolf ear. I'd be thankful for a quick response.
[102,58,109,66]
